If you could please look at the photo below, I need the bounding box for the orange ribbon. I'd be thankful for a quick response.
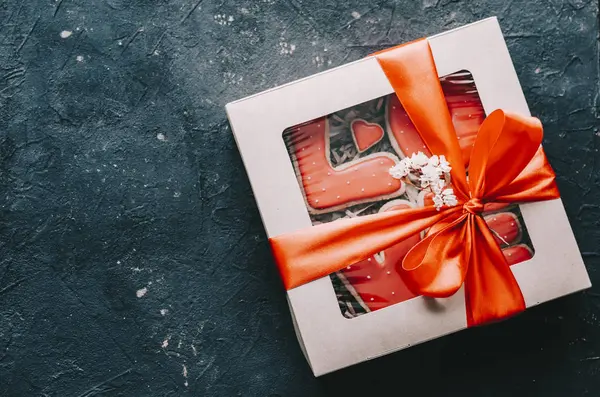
[270,39,560,326]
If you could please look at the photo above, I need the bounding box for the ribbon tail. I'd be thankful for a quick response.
[400,212,471,297]
[465,216,526,327]
[271,205,460,289]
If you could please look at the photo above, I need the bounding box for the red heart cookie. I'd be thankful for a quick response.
[351,119,384,153]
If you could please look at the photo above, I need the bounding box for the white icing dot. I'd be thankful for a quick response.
[346,181,350,185]
[347,266,352,269]
[392,106,396,109]
[468,114,472,118]
[508,253,512,256]
[504,235,508,239]
[312,161,316,165]
[322,187,326,192]
[367,258,371,262]
[405,148,409,151]
[510,222,515,226]
[367,275,371,279]
[387,271,391,275]
[422,145,426,148]
[317,124,320,127]
[372,174,376,177]
[327,172,331,176]
[302,148,305,151]
[388,182,392,186]
[336,195,341,199]
[457,137,461,140]
[493,218,497,221]
[380,161,384,165]
[315,199,319,203]
[318,147,321,150]
[391,291,395,295]
[370,298,374,301]
[400,130,404,134]
[361,188,365,192]
[307,176,311,180]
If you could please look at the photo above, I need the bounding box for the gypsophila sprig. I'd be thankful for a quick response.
[389,152,457,211]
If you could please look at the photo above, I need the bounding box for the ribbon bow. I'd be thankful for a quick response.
[270,39,560,326]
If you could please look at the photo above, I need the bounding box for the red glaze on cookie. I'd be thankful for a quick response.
[291,118,403,212]
[351,119,385,152]
[340,200,421,311]
[483,212,522,247]
[386,94,431,158]
[503,244,534,265]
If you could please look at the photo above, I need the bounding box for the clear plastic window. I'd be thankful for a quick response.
[283,71,535,319]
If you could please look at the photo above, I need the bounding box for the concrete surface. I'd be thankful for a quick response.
[0,0,599,396]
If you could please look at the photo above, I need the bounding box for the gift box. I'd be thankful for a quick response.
[225,17,591,376]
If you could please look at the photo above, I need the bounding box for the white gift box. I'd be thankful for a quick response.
[225,17,590,376]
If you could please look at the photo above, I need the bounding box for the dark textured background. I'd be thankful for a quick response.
[0,0,598,396]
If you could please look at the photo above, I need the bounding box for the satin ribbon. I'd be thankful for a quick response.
[270,39,560,326]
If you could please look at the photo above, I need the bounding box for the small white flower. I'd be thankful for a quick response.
[428,155,440,167]
[431,179,446,195]
[410,152,429,168]
[438,155,452,173]
[441,188,458,207]
[389,158,412,179]
[420,163,441,185]
[432,194,444,210]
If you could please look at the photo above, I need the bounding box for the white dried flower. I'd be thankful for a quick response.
[387,151,458,211]
[389,158,412,179]
[428,155,440,167]
[438,155,451,173]
[442,188,458,207]
[410,151,429,168]
[431,179,446,195]
[432,194,444,210]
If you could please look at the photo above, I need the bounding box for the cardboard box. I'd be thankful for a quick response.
[225,17,590,376]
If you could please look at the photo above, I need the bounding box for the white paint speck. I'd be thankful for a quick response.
[191,344,197,356]
[136,287,148,298]
[240,7,249,14]
[279,40,296,55]
[214,14,234,26]
[157,132,166,141]
[160,308,168,316]
[535,67,541,74]
[351,11,361,19]
[183,364,188,387]
[60,30,72,39]
[76,55,84,62]
[161,337,169,348]
[173,191,181,198]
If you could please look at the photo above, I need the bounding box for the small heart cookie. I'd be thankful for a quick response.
[351,119,384,153]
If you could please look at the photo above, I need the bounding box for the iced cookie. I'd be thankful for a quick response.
[289,118,404,214]
[340,200,421,312]
[350,119,385,153]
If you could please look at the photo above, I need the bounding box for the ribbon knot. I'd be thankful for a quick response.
[463,198,484,215]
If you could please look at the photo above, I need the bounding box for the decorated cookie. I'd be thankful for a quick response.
[340,200,421,311]
[350,119,385,152]
[483,211,522,247]
[289,117,404,214]
[503,244,534,265]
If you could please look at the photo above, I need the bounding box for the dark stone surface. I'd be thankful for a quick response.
[0,0,598,396]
